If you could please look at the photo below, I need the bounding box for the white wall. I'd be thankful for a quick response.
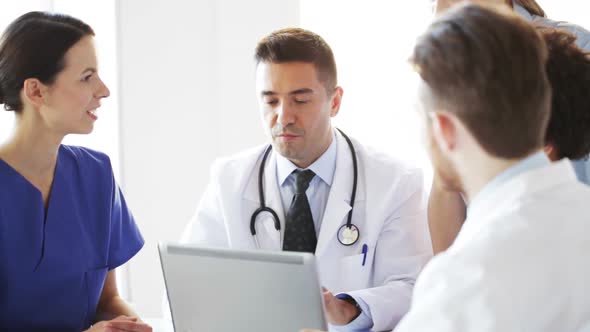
[117,0,299,316]
[301,0,433,180]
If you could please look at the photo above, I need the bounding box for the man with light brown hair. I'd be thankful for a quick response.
[428,0,590,254]
[395,3,590,331]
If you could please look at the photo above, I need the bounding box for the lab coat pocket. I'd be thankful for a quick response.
[85,267,109,320]
[338,253,371,291]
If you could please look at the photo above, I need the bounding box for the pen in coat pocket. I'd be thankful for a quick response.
[361,244,368,266]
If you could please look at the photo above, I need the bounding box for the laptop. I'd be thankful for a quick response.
[158,243,328,332]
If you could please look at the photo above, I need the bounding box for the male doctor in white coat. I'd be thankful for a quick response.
[392,3,590,331]
[180,28,432,331]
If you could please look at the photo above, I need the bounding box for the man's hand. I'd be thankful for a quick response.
[322,287,360,326]
[85,315,152,332]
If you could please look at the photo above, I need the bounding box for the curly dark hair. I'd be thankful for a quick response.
[540,27,590,160]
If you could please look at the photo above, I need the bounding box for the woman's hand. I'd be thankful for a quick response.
[91,271,151,331]
[85,315,152,332]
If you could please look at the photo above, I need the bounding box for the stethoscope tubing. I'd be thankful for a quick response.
[250,128,359,247]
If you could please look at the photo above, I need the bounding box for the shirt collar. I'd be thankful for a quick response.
[275,130,337,187]
[468,151,550,218]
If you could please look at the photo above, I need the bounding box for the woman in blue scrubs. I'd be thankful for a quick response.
[0,12,151,332]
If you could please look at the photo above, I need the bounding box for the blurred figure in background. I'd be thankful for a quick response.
[429,0,590,254]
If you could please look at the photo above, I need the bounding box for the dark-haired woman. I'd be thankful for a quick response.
[0,12,151,332]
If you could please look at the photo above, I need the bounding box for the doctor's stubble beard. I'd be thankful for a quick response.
[271,123,306,160]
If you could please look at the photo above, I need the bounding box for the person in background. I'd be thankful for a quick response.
[436,0,589,51]
[0,11,150,332]
[429,0,590,254]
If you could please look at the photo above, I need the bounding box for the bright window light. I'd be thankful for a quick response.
[300,0,435,185]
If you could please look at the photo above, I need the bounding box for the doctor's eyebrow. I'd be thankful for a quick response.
[260,88,315,97]
[289,88,314,96]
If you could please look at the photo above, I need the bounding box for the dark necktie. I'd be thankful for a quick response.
[283,170,317,253]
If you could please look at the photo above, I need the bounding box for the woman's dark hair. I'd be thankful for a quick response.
[0,11,94,112]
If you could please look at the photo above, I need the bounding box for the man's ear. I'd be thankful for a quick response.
[329,86,343,117]
[22,78,48,108]
[430,111,457,152]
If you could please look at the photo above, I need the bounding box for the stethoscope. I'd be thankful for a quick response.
[250,128,360,249]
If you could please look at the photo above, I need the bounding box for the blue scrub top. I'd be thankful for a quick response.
[0,145,144,331]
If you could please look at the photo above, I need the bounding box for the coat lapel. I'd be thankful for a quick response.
[315,132,357,258]
[243,149,284,250]
[242,131,368,255]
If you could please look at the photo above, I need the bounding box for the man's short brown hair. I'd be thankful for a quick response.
[540,27,590,160]
[411,3,551,158]
[254,27,337,92]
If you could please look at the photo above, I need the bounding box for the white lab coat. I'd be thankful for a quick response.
[181,131,432,331]
[395,160,590,332]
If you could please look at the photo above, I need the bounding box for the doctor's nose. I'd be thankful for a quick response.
[276,102,296,127]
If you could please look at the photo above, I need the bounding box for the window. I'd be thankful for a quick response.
[540,0,590,25]
[300,0,590,187]
[300,1,434,184]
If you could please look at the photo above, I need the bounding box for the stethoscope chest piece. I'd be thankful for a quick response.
[251,129,361,249]
[337,223,360,246]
